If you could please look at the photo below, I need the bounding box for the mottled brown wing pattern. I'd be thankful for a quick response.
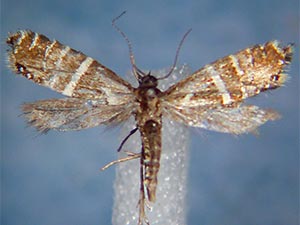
[161,41,293,134]
[22,98,135,133]
[7,30,136,132]
[7,30,134,102]
[7,28,293,225]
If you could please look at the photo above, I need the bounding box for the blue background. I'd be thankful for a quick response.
[1,0,299,224]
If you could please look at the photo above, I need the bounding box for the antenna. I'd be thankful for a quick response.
[158,28,192,80]
[112,11,144,81]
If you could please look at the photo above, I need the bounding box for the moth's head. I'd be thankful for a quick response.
[138,71,158,88]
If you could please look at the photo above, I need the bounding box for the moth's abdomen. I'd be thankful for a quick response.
[141,119,162,202]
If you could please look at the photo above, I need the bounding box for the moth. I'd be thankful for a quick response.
[6,14,293,225]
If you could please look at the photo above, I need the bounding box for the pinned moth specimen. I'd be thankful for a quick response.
[7,12,293,225]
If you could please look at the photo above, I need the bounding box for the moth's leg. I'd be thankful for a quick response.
[102,127,139,170]
[101,151,140,170]
[117,127,138,152]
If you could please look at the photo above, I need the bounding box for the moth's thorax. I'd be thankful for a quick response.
[134,75,162,121]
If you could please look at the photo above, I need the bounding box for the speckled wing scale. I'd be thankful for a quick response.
[162,41,293,134]
[7,29,293,225]
[7,30,136,133]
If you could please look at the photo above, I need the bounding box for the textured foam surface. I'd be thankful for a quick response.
[112,65,190,225]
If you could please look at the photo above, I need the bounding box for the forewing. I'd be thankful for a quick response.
[162,41,292,108]
[7,30,134,103]
[22,98,136,133]
[161,41,293,134]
